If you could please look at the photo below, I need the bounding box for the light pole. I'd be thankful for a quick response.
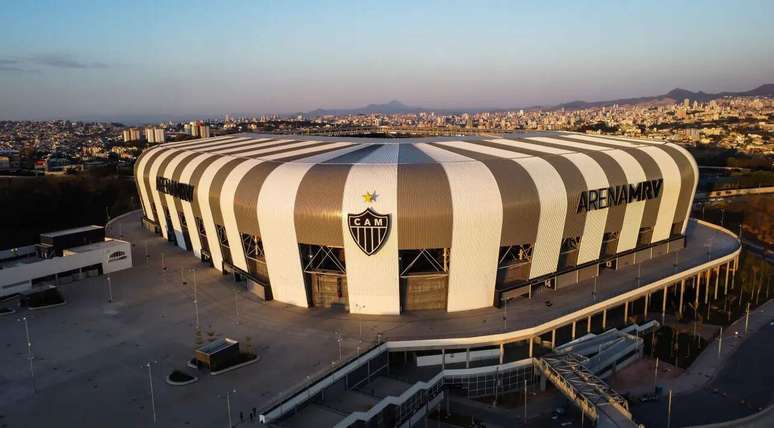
[336,333,343,361]
[106,275,113,303]
[353,303,365,340]
[223,389,236,428]
[667,390,673,428]
[593,276,598,302]
[145,362,157,424]
[192,269,200,330]
[234,289,240,325]
[502,296,508,331]
[18,317,36,393]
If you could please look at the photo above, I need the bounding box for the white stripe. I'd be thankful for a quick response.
[562,135,683,243]
[484,139,609,264]
[562,153,609,264]
[431,141,568,279]
[157,135,240,149]
[220,159,263,271]
[637,146,681,241]
[148,149,181,238]
[512,157,567,278]
[564,134,643,148]
[433,140,533,159]
[342,145,400,315]
[179,154,216,258]
[416,143,502,312]
[487,138,574,154]
[160,151,193,249]
[196,157,235,270]
[220,143,362,272]
[666,143,699,234]
[210,138,289,154]
[527,136,647,253]
[257,147,361,308]
[136,146,165,221]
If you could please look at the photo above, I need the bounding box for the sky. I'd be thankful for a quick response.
[1,0,773,122]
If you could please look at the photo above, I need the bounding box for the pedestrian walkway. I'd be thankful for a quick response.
[662,298,773,395]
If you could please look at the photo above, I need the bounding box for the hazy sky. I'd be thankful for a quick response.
[1,0,773,121]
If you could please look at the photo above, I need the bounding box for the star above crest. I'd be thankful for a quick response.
[361,191,377,203]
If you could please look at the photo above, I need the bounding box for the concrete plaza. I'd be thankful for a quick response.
[0,211,739,427]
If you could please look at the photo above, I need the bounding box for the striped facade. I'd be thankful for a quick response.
[134,132,698,314]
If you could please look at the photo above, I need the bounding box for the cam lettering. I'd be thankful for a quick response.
[156,177,195,202]
[577,178,663,213]
[352,217,385,227]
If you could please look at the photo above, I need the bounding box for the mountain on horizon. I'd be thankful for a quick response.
[552,84,774,111]
[307,100,424,116]
[304,84,774,117]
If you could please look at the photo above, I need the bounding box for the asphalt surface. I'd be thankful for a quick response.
[0,212,739,428]
[631,320,774,427]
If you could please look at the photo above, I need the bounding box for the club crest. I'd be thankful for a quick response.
[347,207,391,256]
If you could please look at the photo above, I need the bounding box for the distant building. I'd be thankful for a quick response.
[122,128,141,142]
[199,124,211,138]
[145,127,166,144]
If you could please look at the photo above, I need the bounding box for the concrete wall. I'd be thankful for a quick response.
[0,240,132,296]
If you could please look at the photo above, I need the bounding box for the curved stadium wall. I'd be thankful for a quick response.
[133,132,698,315]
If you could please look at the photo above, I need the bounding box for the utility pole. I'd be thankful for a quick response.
[19,317,36,393]
[225,390,236,428]
[337,334,343,361]
[146,362,157,424]
[593,276,598,303]
[234,289,240,325]
[503,296,508,331]
[193,269,200,330]
[744,303,750,335]
[106,275,113,303]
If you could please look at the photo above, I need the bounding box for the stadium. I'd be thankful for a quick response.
[134,131,698,315]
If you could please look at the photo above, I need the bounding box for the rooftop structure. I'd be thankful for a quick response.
[134,132,698,314]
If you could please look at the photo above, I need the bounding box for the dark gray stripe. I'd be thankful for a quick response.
[466,139,588,240]
[554,135,663,239]
[520,138,629,235]
[293,145,378,246]
[426,143,540,247]
[233,163,282,238]
[397,145,453,249]
[208,159,246,246]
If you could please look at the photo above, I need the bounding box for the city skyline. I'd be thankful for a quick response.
[1,0,774,121]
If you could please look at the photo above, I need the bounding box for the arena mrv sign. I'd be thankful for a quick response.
[577,178,663,213]
[156,177,194,202]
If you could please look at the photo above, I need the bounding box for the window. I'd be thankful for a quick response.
[301,244,346,274]
[108,251,127,262]
[195,217,206,237]
[399,249,447,276]
[179,212,187,228]
[560,237,580,254]
[241,233,264,261]
[215,224,229,247]
[498,244,532,268]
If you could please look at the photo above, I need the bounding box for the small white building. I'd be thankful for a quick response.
[0,226,132,298]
